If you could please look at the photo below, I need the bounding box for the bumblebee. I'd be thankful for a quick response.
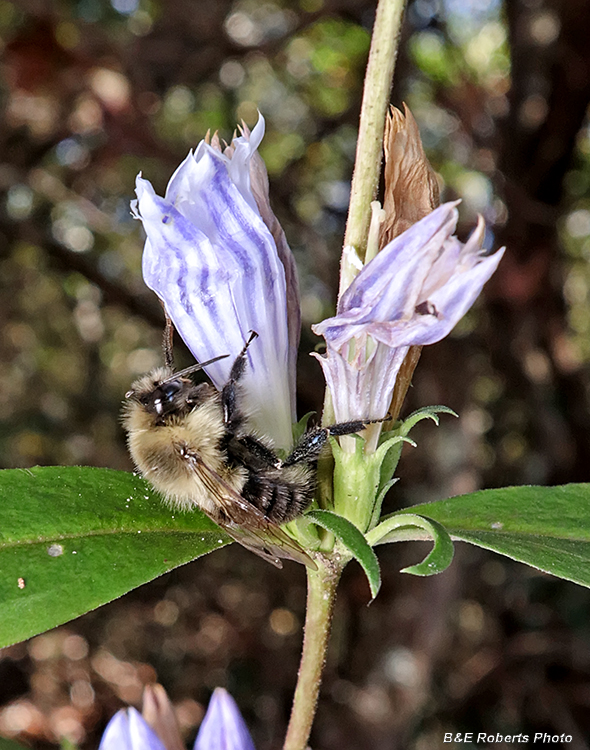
[123,329,375,567]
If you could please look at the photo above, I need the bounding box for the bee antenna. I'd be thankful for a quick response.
[160,354,230,384]
[163,311,175,369]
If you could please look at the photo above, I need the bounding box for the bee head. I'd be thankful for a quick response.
[124,369,188,420]
[124,353,229,424]
[138,377,188,418]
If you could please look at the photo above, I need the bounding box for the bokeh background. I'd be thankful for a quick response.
[2,0,590,748]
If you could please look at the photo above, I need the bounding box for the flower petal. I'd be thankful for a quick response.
[313,342,408,422]
[164,150,198,207]
[313,201,504,428]
[135,150,294,448]
[99,708,167,750]
[193,689,256,750]
[418,216,485,300]
[388,246,505,347]
[247,139,301,418]
[225,115,265,213]
[313,203,460,351]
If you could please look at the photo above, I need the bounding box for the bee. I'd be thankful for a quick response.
[122,323,377,568]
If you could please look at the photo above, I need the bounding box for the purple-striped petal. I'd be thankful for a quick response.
[225,117,265,211]
[313,202,504,425]
[247,140,301,418]
[193,689,256,750]
[418,216,484,300]
[132,115,296,449]
[312,342,409,423]
[383,247,504,347]
[314,204,462,351]
[99,707,167,750]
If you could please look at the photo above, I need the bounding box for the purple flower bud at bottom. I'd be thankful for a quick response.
[194,689,256,750]
[99,707,167,750]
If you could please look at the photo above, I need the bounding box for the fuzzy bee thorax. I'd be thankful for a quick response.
[123,385,245,513]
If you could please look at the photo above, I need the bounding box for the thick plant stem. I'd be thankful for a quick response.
[339,0,406,298]
[286,2,408,747]
[283,560,342,750]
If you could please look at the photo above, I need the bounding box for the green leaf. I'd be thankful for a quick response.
[366,513,454,575]
[369,478,399,530]
[306,509,381,598]
[397,405,458,436]
[373,433,415,503]
[376,405,455,504]
[407,484,590,587]
[292,411,316,444]
[0,738,28,750]
[0,466,231,647]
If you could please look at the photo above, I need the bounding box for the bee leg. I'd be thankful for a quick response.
[221,331,258,427]
[282,417,386,466]
[237,434,281,467]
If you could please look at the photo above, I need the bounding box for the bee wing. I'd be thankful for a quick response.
[183,448,317,570]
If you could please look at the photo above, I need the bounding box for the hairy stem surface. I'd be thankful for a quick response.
[339,0,407,297]
[283,560,342,750]
[286,1,408,747]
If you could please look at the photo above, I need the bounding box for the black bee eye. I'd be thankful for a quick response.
[160,382,181,403]
[140,378,189,418]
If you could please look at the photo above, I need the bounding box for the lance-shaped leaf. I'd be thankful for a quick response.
[407,484,590,587]
[306,509,381,599]
[0,467,230,647]
[366,513,454,576]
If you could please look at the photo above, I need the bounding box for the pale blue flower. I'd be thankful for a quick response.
[312,202,504,425]
[193,688,256,750]
[132,116,298,449]
[99,707,167,750]
[99,688,255,750]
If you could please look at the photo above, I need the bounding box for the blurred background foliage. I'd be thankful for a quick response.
[2,0,590,748]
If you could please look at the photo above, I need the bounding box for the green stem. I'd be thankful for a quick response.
[285,2,408,747]
[283,560,342,750]
[339,0,406,298]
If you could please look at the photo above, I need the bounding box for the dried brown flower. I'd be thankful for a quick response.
[380,104,440,246]
[380,104,440,420]
[142,683,185,750]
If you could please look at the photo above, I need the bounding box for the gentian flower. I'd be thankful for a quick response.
[99,686,256,750]
[193,688,256,750]
[131,115,299,450]
[312,202,504,430]
[99,707,167,750]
